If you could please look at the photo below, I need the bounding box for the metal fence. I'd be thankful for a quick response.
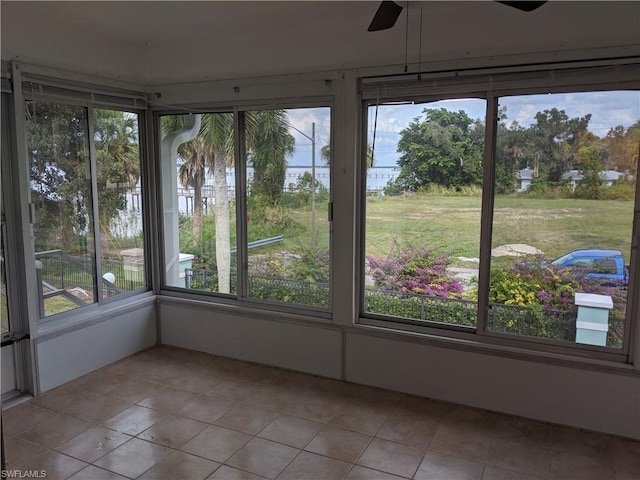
[35,250,144,302]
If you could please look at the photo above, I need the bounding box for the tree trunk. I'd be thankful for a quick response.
[193,181,202,241]
[214,151,231,294]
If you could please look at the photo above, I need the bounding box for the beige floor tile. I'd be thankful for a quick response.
[481,465,548,480]
[177,394,234,423]
[234,364,283,385]
[487,438,550,477]
[226,437,299,479]
[209,379,260,401]
[278,451,352,480]
[138,415,208,448]
[101,405,165,435]
[67,465,130,480]
[94,438,173,479]
[240,385,298,412]
[139,362,190,385]
[441,405,498,432]
[3,436,48,468]
[18,414,91,449]
[67,391,132,424]
[137,385,199,412]
[16,450,88,479]
[393,395,453,418]
[284,392,347,424]
[57,426,131,463]
[492,416,552,449]
[376,414,438,451]
[214,405,279,435]
[74,369,131,395]
[2,402,57,436]
[258,414,323,449]
[414,451,484,480]
[180,425,252,463]
[209,357,252,377]
[329,398,390,436]
[429,423,493,463]
[305,425,371,463]
[613,437,640,480]
[551,425,613,454]
[344,465,407,480]
[352,385,403,406]
[138,451,220,480]
[208,465,267,479]
[309,377,359,396]
[105,378,163,403]
[168,371,223,394]
[357,437,424,478]
[32,385,81,412]
[550,449,615,480]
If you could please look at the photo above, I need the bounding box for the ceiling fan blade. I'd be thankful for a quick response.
[368,1,404,32]
[497,1,547,12]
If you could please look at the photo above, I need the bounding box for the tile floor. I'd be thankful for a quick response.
[3,346,639,479]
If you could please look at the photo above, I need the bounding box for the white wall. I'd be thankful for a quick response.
[159,299,343,380]
[35,298,157,392]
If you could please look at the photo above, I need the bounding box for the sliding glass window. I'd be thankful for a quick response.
[488,91,639,349]
[363,98,485,328]
[26,101,146,318]
[160,106,331,311]
[360,63,639,357]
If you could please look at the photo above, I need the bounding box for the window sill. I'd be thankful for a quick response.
[36,292,156,342]
[158,291,335,328]
[354,317,640,377]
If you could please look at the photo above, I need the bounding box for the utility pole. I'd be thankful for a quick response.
[290,122,317,250]
[311,122,316,250]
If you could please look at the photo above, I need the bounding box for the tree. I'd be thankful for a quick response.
[250,110,295,200]
[573,132,607,199]
[603,121,640,174]
[530,108,591,183]
[495,107,536,193]
[27,103,140,253]
[94,109,141,249]
[197,113,235,294]
[177,137,209,240]
[387,108,484,193]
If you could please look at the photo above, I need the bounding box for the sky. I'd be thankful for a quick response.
[284,91,640,168]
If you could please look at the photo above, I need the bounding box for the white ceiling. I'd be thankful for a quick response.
[2,1,639,86]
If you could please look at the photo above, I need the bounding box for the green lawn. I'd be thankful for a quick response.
[365,193,634,264]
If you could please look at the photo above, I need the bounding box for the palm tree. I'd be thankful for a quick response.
[200,113,235,294]
[177,137,209,240]
[250,110,295,200]
[163,110,293,295]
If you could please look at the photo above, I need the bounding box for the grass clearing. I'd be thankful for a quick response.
[365,193,634,263]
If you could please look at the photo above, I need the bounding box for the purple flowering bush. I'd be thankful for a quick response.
[367,244,464,299]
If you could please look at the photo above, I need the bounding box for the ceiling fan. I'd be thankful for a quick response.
[368,1,547,32]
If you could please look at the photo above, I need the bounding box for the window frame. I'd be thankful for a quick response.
[156,100,334,318]
[18,70,151,325]
[358,60,640,362]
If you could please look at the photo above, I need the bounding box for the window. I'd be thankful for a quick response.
[488,91,638,349]
[360,64,639,356]
[363,98,486,328]
[26,101,146,318]
[161,106,331,311]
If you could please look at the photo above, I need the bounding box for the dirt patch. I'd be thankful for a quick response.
[491,244,543,257]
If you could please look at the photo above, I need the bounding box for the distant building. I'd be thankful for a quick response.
[514,167,535,192]
[561,169,627,191]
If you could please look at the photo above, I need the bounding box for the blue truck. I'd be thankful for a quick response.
[551,249,628,285]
